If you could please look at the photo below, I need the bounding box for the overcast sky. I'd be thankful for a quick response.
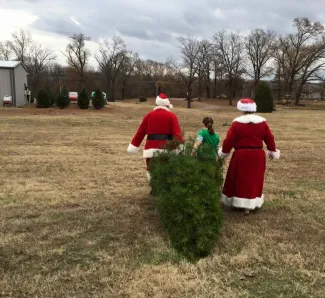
[1,0,325,67]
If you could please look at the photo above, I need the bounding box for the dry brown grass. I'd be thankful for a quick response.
[1,100,325,298]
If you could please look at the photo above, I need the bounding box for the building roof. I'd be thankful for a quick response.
[0,60,28,72]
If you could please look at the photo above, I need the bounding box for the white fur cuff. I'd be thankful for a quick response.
[268,149,280,159]
[127,143,139,154]
[218,148,230,159]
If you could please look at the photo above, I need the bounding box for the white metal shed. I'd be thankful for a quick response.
[0,61,28,107]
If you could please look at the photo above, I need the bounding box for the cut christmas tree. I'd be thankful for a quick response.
[149,139,224,261]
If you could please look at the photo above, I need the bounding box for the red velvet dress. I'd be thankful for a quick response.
[218,114,280,210]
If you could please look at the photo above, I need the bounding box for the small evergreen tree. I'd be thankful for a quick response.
[78,88,90,109]
[255,81,273,113]
[45,86,55,107]
[61,85,69,98]
[55,92,70,109]
[92,88,105,109]
[149,139,224,261]
[36,89,52,108]
[139,96,147,102]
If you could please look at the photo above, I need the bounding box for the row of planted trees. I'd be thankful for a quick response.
[36,87,107,110]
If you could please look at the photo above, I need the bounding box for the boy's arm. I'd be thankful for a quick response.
[191,131,203,156]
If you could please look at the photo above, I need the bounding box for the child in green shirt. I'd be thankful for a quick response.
[192,117,220,158]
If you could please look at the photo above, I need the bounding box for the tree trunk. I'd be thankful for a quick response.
[198,78,202,102]
[295,86,303,106]
[229,90,233,105]
[228,79,233,106]
[206,80,210,98]
[321,90,325,101]
[213,68,217,98]
[206,65,210,98]
[121,80,126,100]
[277,74,281,102]
[80,71,85,89]
[111,78,116,102]
[31,76,39,100]
[186,88,192,109]
[288,75,295,98]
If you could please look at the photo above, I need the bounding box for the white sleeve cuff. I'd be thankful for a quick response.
[218,147,230,159]
[127,143,139,154]
[196,135,203,143]
[268,149,280,159]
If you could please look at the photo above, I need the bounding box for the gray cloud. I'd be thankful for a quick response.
[2,0,325,62]
[32,15,81,36]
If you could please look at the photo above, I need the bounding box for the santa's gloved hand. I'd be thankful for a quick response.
[268,149,280,159]
[127,144,139,154]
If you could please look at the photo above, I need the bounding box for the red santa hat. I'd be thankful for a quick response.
[156,93,173,110]
[237,98,257,112]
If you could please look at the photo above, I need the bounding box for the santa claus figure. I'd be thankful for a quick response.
[218,98,280,214]
[127,93,184,181]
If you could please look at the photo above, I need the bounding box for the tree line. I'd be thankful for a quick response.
[1,17,325,106]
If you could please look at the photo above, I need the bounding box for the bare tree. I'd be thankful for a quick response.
[196,40,213,100]
[214,31,245,105]
[25,43,56,94]
[8,29,32,63]
[211,51,225,98]
[293,42,325,104]
[120,51,139,99]
[3,29,55,94]
[138,59,167,80]
[277,18,325,104]
[168,36,201,108]
[96,36,128,101]
[245,29,276,91]
[0,41,13,60]
[62,33,91,88]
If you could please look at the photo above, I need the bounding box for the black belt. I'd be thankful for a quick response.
[147,134,173,141]
[235,147,263,150]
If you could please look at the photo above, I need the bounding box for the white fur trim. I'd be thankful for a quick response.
[168,104,173,110]
[234,114,266,124]
[218,148,230,159]
[143,148,164,158]
[156,96,171,107]
[268,149,280,159]
[153,106,171,112]
[221,193,264,210]
[143,148,182,158]
[147,171,151,181]
[127,143,139,154]
[237,100,257,112]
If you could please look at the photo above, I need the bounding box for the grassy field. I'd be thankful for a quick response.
[0,100,325,297]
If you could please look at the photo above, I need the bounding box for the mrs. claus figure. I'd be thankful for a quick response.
[218,98,280,215]
[127,93,183,181]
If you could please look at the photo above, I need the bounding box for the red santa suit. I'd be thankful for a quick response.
[127,93,184,180]
[218,99,280,211]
